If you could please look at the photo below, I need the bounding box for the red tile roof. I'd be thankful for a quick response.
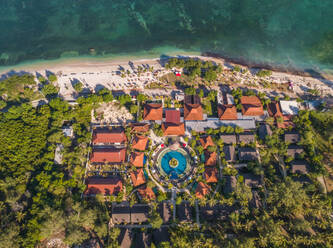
[204,151,217,166]
[92,128,126,144]
[218,104,238,120]
[143,103,163,120]
[137,185,156,200]
[132,135,149,151]
[165,110,180,124]
[199,136,215,149]
[130,152,145,168]
[184,95,203,120]
[130,123,150,133]
[205,167,218,183]
[162,122,185,136]
[241,96,264,116]
[267,101,283,117]
[130,169,146,187]
[84,177,123,196]
[195,182,210,199]
[90,148,126,163]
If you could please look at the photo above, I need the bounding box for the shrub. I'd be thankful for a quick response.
[256,69,272,77]
[48,74,57,82]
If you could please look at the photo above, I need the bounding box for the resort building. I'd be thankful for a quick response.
[143,103,163,121]
[84,177,123,196]
[130,123,150,133]
[205,167,218,183]
[224,176,237,194]
[137,185,156,201]
[267,101,283,117]
[130,151,145,168]
[131,204,150,223]
[130,169,146,187]
[199,135,215,149]
[290,160,309,174]
[240,96,264,116]
[243,173,262,188]
[223,145,236,162]
[204,151,217,166]
[258,124,272,141]
[238,132,255,144]
[238,147,258,161]
[284,131,300,143]
[90,148,126,164]
[159,202,173,223]
[287,145,304,158]
[112,203,131,224]
[195,182,210,198]
[218,104,238,120]
[132,135,149,151]
[161,122,185,136]
[165,109,181,124]
[184,95,203,120]
[220,134,237,144]
[280,100,299,115]
[177,202,193,222]
[277,115,295,129]
[92,127,127,145]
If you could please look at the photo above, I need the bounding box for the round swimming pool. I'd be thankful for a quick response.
[160,150,187,179]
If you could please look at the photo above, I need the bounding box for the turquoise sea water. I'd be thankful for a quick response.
[0,0,333,71]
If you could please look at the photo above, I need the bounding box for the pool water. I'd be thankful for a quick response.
[161,150,187,179]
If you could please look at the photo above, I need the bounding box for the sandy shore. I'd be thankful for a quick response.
[1,54,332,101]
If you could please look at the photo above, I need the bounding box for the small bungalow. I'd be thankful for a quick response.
[290,160,309,174]
[204,151,217,166]
[242,173,262,188]
[162,122,185,136]
[258,124,272,141]
[92,127,127,145]
[223,145,236,162]
[184,95,203,120]
[218,104,238,120]
[132,135,149,151]
[277,115,295,129]
[195,182,210,198]
[131,204,150,223]
[267,101,283,117]
[199,135,215,149]
[90,148,126,164]
[224,175,237,194]
[238,132,255,144]
[158,202,173,223]
[205,167,218,183]
[165,109,181,124]
[112,203,131,224]
[241,96,264,116]
[130,151,145,168]
[284,131,300,144]
[280,100,299,115]
[130,169,146,187]
[220,134,237,144]
[287,145,304,158]
[84,177,123,196]
[137,185,156,201]
[238,147,258,161]
[130,123,150,133]
[177,202,193,222]
[143,103,163,121]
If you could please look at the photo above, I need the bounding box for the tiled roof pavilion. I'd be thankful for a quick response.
[241,96,264,116]
[92,127,127,144]
[132,135,149,151]
[90,148,126,163]
[184,95,203,120]
[218,104,238,120]
[143,103,163,120]
[84,177,123,196]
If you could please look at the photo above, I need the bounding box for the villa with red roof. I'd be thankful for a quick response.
[130,152,145,168]
[204,151,217,166]
[90,148,126,164]
[132,135,149,151]
[218,104,238,120]
[205,167,218,183]
[195,182,210,199]
[165,109,180,124]
[184,95,203,120]
[241,96,264,116]
[137,185,156,201]
[162,122,185,136]
[84,177,123,196]
[130,169,146,187]
[92,127,127,145]
[143,103,163,120]
[267,101,283,117]
[199,136,215,149]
